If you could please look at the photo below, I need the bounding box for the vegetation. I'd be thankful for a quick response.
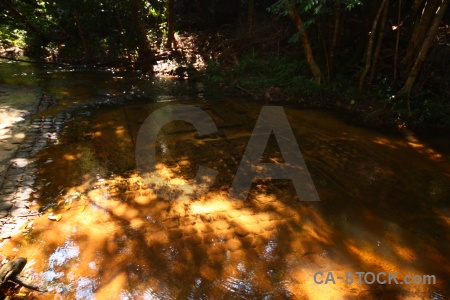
[1,0,449,127]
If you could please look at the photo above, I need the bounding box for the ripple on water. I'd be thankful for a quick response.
[431,289,447,300]
[42,270,64,281]
[221,276,255,297]
[48,240,80,268]
[142,287,172,300]
[262,239,279,262]
[75,277,97,300]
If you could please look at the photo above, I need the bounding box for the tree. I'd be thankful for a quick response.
[165,0,176,48]
[0,0,46,40]
[285,0,323,84]
[401,0,440,74]
[398,0,449,99]
[359,0,389,91]
[130,0,154,67]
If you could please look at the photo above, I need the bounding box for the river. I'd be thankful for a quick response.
[0,59,449,299]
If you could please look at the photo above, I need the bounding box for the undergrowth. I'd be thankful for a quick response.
[205,51,450,128]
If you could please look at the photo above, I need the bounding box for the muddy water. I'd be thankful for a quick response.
[1,60,450,299]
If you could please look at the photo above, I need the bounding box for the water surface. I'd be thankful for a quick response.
[1,60,449,299]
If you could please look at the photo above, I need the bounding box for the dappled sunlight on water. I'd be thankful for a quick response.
[1,62,450,299]
[2,178,337,298]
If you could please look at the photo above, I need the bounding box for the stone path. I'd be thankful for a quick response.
[0,85,67,241]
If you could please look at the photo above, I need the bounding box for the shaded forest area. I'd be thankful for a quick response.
[1,0,450,128]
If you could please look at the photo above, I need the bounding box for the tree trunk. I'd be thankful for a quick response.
[391,0,402,87]
[195,0,216,31]
[329,0,341,76]
[412,0,427,17]
[369,0,390,85]
[359,0,389,92]
[248,0,254,35]
[284,0,323,85]
[398,0,450,98]
[402,0,439,72]
[165,0,176,48]
[114,7,131,60]
[73,9,90,59]
[130,0,153,67]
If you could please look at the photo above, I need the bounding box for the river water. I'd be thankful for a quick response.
[0,60,449,299]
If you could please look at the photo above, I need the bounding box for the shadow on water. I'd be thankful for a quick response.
[0,60,449,299]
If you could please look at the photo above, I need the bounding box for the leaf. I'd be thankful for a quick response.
[48,213,62,221]
[1,233,11,239]
[79,205,85,212]
[64,199,72,210]
[288,32,300,44]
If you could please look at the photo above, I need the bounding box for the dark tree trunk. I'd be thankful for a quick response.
[284,0,323,85]
[195,0,216,30]
[130,0,154,68]
[165,0,176,48]
[114,7,131,60]
[398,0,450,98]
[359,0,389,91]
[73,9,90,59]
[369,0,390,85]
[248,0,254,35]
[402,0,439,73]
[391,0,403,87]
[329,0,341,77]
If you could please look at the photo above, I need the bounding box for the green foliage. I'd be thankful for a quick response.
[205,51,322,97]
[204,60,223,83]
[268,0,362,16]
[0,25,26,47]
[345,0,363,10]
[325,74,359,101]
[371,76,393,103]
[410,92,450,127]
[232,52,305,91]
[288,75,322,96]
[0,0,169,60]
[267,0,362,48]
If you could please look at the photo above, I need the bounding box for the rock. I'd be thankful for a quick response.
[9,207,28,217]
[0,202,13,211]
[0,194,14,202]
[13,201,29,208]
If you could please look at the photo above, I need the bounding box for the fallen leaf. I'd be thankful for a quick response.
[48,213,62,221]
[19,222,29,231]
[79,205,85,212]
[1,233,11,239]
[64,199,72,210]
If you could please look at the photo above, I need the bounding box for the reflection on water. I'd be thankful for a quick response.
[0,60,449,299]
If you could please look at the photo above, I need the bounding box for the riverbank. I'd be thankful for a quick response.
[0,84,43,240]
[205,54,450,131]
[0,81,66,243]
